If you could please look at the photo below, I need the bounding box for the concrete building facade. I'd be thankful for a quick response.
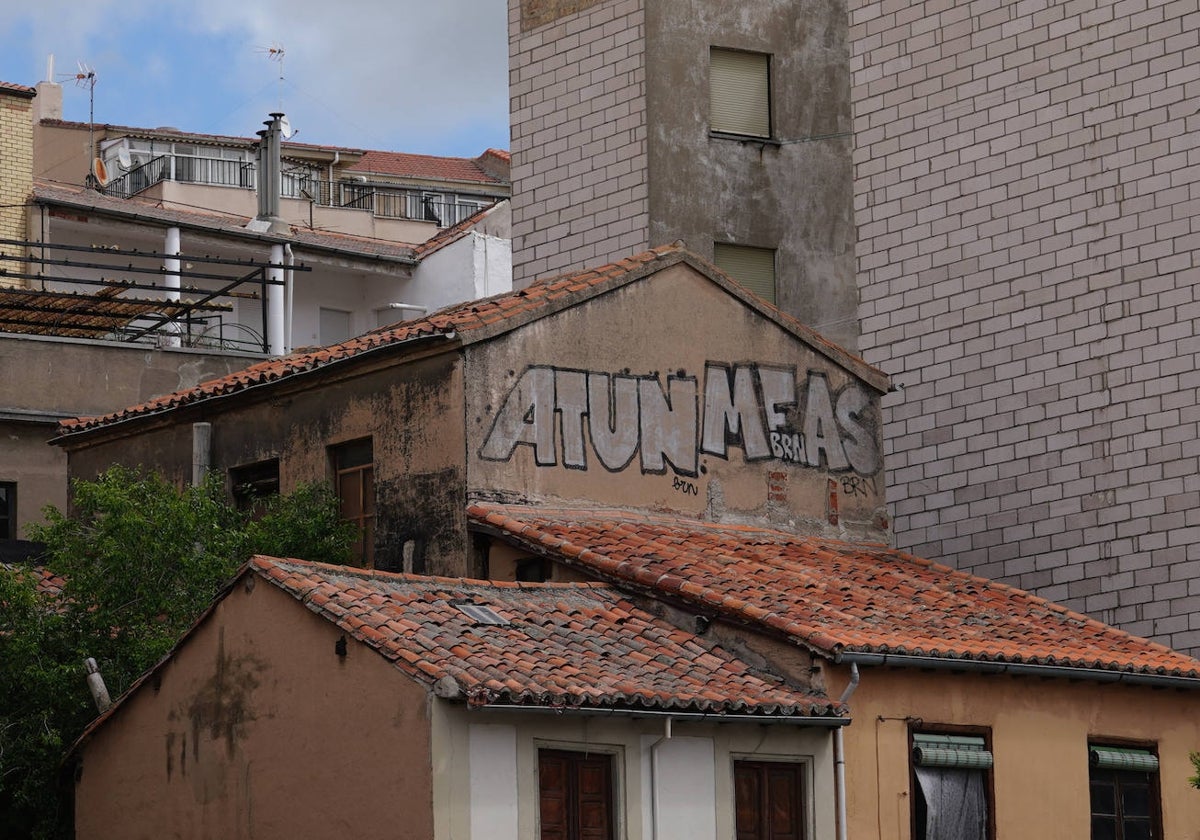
[508,0,860,349]
[849,1,1200,652]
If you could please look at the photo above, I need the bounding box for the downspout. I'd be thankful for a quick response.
[283,243,295,354]
[835,663,860,840]
[268,243,285,355]
[648,715,673,840]
[163,226,181,347]
[192,422,212,486]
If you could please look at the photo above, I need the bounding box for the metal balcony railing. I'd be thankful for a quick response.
[99,156,496,227]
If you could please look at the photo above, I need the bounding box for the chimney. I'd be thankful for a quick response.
[246,113,289,235]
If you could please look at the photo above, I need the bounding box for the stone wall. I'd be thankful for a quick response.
[851,0,1200,651]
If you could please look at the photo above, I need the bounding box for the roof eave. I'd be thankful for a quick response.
[834,650,1200,690]
[465,702,849,726]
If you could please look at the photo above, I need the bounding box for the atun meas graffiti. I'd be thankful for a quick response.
[479,363,879,477]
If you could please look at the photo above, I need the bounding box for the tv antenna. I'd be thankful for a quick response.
[256,43,286,112]
[60,62,101,187]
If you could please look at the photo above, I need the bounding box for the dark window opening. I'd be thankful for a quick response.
[230,459,280,514]
[735,759,806,840]
[910,729,993,840]
[539,749,614,840]
[1089,744,1160,840]
[516,556,550,582]
[330,438,375,567]
[0,482,15,540]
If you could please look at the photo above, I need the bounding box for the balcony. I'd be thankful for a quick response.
[99,153,495,229]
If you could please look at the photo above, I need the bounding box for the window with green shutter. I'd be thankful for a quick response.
[710,48,771,138]
[1089,744,1160,840]
[910,730,993,840]
[713,243,776,304]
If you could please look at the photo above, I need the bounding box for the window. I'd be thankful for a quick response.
[331,439,375,567]
[1089,744,1160,840]
[910,730,993,840]
[538,749,614,840]
[714,243,777,304]
[229,459,280,514]
[710,48,771,138]
[0,482,15,540]
[734,760,806,840]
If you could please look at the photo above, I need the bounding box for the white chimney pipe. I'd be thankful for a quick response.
[84,658,112,713]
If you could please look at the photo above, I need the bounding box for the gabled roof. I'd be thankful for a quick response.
[345,150,508,186]
[56,245,886,437]
[251,556,839,716]
[69,556,842,756]
[467,503,1200,683]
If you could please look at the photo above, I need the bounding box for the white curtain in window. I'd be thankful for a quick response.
[914,766,987,840]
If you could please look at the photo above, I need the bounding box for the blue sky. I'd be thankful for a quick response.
[0,0,510,157]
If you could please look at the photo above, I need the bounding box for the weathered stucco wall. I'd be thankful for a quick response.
[827,665,1200,839]
[466,263,886,539]
[432,702,836,840]
[645,0,858,350]
[61,349,470,574]
[73,578,435,840]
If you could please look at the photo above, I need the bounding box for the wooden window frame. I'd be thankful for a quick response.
[1088,739,1161,840]
[330,438,375,567]
[734,757,809,840]
[908,723,996,840]
[538,748,616,840]
[229,458,280,514]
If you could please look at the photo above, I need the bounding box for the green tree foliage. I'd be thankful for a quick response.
[0,466,357,838]
[1191,751,1200,790]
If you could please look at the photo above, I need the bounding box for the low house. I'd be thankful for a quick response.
[55,245,1200,837]
[70,555,843,839]
[469,504,1200,838]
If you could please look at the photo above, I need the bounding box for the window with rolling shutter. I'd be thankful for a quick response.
[910,730,994,840]
[713,243,777,304]
[539,749,614,840]
[1089,744,1160,840]
[734,760,806,840]
[710,48,771,138]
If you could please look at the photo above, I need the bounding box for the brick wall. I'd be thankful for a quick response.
[0,87,33,287]
[509,0,649,283]
[850,0,1200,652]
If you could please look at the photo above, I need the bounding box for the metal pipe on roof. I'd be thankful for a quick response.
[834,663,860,840]
[466,703,849,727]
[163,226,181,347]
[832,651,1200,690]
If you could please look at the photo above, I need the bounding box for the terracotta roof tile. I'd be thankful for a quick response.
[250,555,840,717]
[0,81,36,97]
[345,150,507,185]
[467,503,1200,679]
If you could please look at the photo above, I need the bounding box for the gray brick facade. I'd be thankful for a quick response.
[851,0,1200,653]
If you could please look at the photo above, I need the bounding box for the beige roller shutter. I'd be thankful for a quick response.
[714,243,776,304]
[710,48,771,138]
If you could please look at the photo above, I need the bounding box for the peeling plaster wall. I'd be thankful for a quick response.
[73,579,435,840]
[466,263,887,540]
[62,350,470,574]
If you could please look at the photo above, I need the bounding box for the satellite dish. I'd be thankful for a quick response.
[116,147,132,169]
[91,157,109,187]
[278,115,293,139]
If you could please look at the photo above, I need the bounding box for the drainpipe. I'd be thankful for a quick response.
[268,243,285,355]
[283,243,295,353]
[162,226,182,347]
[648,715,673,840]
[835,663,860,840]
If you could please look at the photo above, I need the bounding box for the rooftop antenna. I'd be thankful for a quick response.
[256,43,286,112]
[60,62,99,186]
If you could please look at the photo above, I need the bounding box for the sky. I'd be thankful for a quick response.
[0,0,511,158]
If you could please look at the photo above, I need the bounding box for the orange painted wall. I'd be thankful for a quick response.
[73,577,435,840]
[827,665,1200,839]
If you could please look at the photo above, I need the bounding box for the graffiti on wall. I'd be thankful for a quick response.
[479,363,879,477]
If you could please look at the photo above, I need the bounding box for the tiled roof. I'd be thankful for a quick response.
[345,150,507,185]
[467,503,1200,679]
[1,564,65,601]
[0,81,36,97]
[253,556,839,715]
[56,245,886,436]
[39,119,363,155]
